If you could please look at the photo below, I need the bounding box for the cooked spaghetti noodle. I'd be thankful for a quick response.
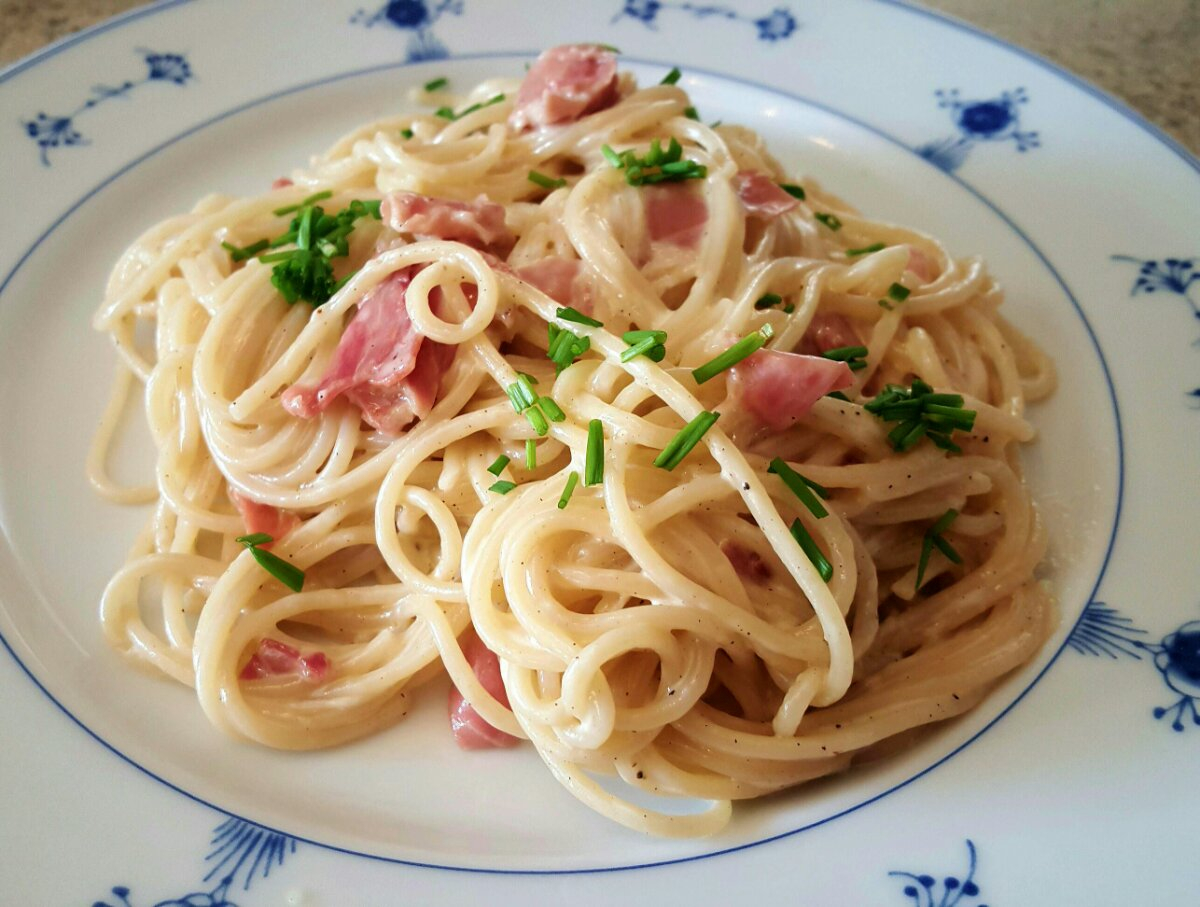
[90,46,1055,837]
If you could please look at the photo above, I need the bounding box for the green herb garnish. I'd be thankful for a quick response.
[557,306,603,328]
[661,66,682,85]
[915,508,963,590]
[424,76,448,92]
[789,519,833,582]
[220,239,269,263]
[547,323,590,373]
[528,170,568,190]
[780,183,806,200]
[847,242,886,257]
[557,471,580,509]
[691,324,773,384]
[272,190,333,218]
[887,282,911,302]
[436,93,505,121]
[654,411,719,471]
[235,534,305,593]
[487,454,510,476]
[600,138,707,186]
[525,438,537,470]
[768,458,829,519]
[585,419,605,486]
[754,293,784,310]
[814,212,842,231]
[620,329,667,363]
[822,344,868,372]
[863,380,977,453]
[489,480,517,495]
[400,127,414,139]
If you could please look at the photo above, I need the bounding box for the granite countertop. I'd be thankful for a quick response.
[1,0,1197,156]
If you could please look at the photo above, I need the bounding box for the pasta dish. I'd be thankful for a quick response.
[89,45,1056,837]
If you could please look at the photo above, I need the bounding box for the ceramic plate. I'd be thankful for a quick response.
[1,1,1197,902]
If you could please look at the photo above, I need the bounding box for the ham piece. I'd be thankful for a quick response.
[721,540,772,583]
[732,348,855,431]
[449,635,520,750]
[645,184,709,250]
[281,268,456,435]
[798,313,860,356]
[734,170,799,218]
[240,639,329,681]
[516,257,594,313]
[509,44,619,131]
[229,489,299,548]
[271,177,294,189]
[906,246,936,283]
[382,191,514,252]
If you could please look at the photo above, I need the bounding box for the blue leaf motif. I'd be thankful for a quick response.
[889,840,988,906]
[350,0,464,61]
[612,1,799,42]
[916,88,1038,172]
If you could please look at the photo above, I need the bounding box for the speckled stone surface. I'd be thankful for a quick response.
[1,0,1197,155]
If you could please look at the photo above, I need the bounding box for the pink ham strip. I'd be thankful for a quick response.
[449,636,520,750]
[515,257,594,314]
[645,184,709,250]
[240,639,329,681]
[721,540,772,583]
[382,191,514,253]
[229,489,299,549]
[509,44,618,131]
[732,348,855,431]
[798,313,860,356]
[281,267,457,435]
[906,246,936,283]
[734,170,799,218]
[271,177,294,189]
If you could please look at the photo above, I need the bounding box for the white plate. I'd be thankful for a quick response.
[2,0,1197,902]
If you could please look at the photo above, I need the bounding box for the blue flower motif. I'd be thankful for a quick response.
[622,0,662,22]
[1070,603,1200,732]
[144,52,191,85]
[889,841,987,907]
[612,1,798,42]
[384,0,430,28]
[956,100,1012,137]
[21,112,87,165]
[754,7,796,41]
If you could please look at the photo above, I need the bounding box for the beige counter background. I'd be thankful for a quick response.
[1,0,1196,155]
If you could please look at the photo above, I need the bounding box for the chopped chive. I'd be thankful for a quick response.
[623,329,667,345]
[585,419,605,486]
[235,534,304,592]
[487,454,510,476]
[539,396,566,422]
[800,473,829,499]
[826,390,851,402]
[754,293,783,310]
[557,471,580,509]
[556,306,603,328]
[768,458,829,519]
[601,144,623,168]
[683,106,700,120]
[780,183,806,200]
[547,323,590,373]
[846,242,886,257]
[505,375,538,412]
[272,190,333,217]
[887,282,912,302]
[691,324,773,384]
[789,519,833,582]
[221,239,269,262]
[878,299,895,311]
[296,206,315,250]
[515,371,540,386]
[423,76,448,92]
[235,533,273,548]
[915,508,961,589]
[523,406,549,436]
[620,335,663,362]
[814,212,842,231]
[400,128,414,139]
[783,303,795,314]
[653,411,719,471]
[489,480,517,495]
[821,345,868,362]
[661,66,682,85]
[525,438,537,470]
[528,170,567,190]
